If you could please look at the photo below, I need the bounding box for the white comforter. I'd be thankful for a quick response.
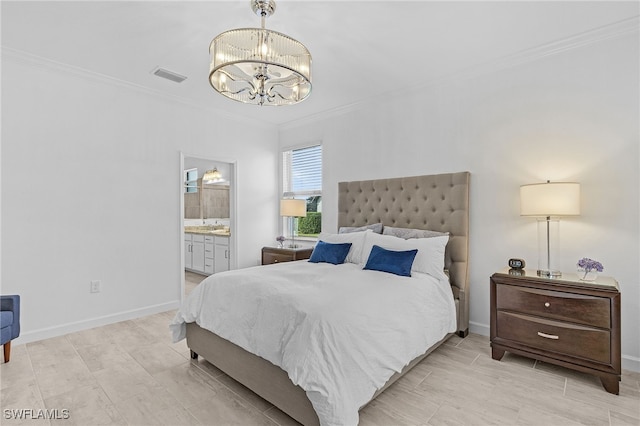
[170,261,457,426]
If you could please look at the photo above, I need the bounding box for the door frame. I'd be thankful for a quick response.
[179,152,238,301]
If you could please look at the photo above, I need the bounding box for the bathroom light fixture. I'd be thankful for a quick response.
[280,199,307,248]
[520,181,580,277]
[209,0,312,106]
[203,167,223,184]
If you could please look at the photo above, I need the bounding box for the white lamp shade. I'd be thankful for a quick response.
[520,182,580,217]
[280,199,307,217]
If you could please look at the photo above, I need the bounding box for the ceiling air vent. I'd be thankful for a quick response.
[151,66,187,83]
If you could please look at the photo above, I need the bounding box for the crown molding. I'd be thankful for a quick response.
[279,16,640,130]
[471,15,639,77]
[278,102,361,132]
[0,46,274,129]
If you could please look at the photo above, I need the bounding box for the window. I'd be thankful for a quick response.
[282,144,322,238]
[184,168,198,193]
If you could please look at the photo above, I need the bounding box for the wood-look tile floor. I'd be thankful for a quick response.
[1,271,638,425]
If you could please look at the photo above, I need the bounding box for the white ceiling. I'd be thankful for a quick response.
[2,1,638,126]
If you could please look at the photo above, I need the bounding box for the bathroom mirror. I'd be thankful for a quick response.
[183,159,230,220]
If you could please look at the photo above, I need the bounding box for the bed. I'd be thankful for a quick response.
[171,171,470,426]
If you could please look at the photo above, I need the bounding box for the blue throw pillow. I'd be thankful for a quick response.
[363,245,418,277]
[308,241,353,265]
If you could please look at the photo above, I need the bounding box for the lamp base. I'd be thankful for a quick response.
[537,269,562,278]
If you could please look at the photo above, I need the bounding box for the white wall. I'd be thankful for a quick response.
[279,33,639,370]
[1,52,279,343]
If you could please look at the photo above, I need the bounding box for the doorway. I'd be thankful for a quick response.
[180,153,237,299]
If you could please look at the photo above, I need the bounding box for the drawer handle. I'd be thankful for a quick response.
[274,259,279,263]
[544,302,550,308]
[537,331,559,340]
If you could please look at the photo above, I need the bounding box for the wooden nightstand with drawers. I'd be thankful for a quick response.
[261,246,314,265]
[490,269,621,394]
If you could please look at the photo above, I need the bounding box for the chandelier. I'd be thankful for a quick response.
[209,0,312,106]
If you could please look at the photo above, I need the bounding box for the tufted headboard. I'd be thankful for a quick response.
[338,172,470,336]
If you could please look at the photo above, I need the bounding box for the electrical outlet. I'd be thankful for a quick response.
[90,280,101,293]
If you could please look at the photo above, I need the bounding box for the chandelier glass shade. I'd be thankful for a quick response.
[209,0,312,106]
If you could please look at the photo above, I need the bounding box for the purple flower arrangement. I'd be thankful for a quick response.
[276,236,285,243]
[577,258,604,273]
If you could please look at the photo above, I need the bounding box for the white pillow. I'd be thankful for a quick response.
[382,226,448,239]
[338,223,383,234]
[316,230,372,264]
[360,232,449,280]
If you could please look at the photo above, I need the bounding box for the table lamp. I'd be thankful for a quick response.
[520,181,580,277]
[280,199,307,248]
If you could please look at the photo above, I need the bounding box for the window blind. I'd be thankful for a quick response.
[282,144,322,196]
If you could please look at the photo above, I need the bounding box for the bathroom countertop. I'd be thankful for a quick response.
[185,226,230,237]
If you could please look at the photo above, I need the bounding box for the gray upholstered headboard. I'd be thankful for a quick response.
[337,172,470,336]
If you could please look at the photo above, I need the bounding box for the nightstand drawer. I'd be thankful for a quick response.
[263,252,294,264]
[262,247,313,265]
[496,311,610,364]
[496,284,610,328]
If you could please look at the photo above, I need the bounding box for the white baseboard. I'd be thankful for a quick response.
[12,300,181,346]
[469,321,489,336]
[622,355,640,373]
[467,321,639,372]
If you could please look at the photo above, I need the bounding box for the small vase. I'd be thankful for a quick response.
[577,267,598,281]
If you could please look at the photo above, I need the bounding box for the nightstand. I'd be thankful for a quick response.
[261,246,314,265]
[490,269,621,394]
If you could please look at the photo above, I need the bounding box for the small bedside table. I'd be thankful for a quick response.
[262,246,313,265]
[490,268,621,394]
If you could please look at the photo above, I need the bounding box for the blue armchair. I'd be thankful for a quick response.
[1,295,20,363]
